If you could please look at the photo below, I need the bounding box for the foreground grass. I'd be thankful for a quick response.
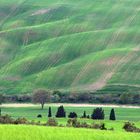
[0,125,140,140]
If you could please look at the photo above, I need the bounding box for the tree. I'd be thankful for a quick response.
[109,108,116,120]
[77,93,91,102]
[32,89,50,109]
[91,108,104,120]
[81,111,87,118]
[0,94,4,116]
[55,106,66,118]
[48,107,52,117]
[68,112,77,118]
[120,93,132,104]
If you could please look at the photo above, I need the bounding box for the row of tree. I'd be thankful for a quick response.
[47,106,116,120]
[1,89,140,106]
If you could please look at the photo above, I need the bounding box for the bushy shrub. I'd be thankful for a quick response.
[80,122,89,128]
[0,115,14,124]
[108,127,114,131]
[14,118,28,124]
[68,112,77,118]
[91,123,107,130]
[30,120,35,125]
[37,114,42,118]
[123,122,140,133]
[46,118,58,126]
[67,119,89,128]
[0,115,28,124]
[67,119,80,127]
[59,124,64,127]
[67,119,107,130]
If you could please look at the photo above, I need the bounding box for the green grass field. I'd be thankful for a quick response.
[2,105,140,123]
[0,0,140,94]
[0,125,140,140]
[1,105,140,139]
[2,106,140,120]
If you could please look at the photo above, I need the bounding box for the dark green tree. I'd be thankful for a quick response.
[109,108,116,120]
[0,94,4,116]
[68,112,77,118]
[91,108,104,120]
[48,107,52,117]
[83,111,87,118]
[55,106,66,118]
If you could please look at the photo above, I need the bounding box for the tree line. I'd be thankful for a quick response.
[44,106,116,121]
[1,89,140,105]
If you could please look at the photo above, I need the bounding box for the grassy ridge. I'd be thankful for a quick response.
[0,0,140,94]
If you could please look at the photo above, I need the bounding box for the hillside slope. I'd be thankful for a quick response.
[0,0,140,94]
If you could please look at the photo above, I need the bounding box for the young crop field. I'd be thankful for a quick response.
[0,125,140,140]
[0,0,140,94]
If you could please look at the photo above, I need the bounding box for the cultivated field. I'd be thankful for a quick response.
[1,0,140,94]
[0,125,140,140]
[0,0,140,139]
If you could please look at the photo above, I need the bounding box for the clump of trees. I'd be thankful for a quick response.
[2,91,140,105]
[55,105,66,118]
[91,108,105,120]
[32,89,50,109]
[45,106,116,121]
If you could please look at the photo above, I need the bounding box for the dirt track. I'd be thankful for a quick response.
[1,103,140,109]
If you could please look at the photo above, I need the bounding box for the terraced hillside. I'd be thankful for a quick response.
[0,0,140,94]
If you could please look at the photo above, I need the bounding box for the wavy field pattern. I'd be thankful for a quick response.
[0,0,140,94]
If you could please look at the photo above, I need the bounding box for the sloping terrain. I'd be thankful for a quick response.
[0,0,140,94]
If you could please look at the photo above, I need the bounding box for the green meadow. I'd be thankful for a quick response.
[1,0,140,94]
[0,125,140,140]
[1,105,140,139]
[1,106,140,130]
[2,106,140,121]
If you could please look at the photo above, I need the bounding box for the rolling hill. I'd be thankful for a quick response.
[0,0,140,94]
